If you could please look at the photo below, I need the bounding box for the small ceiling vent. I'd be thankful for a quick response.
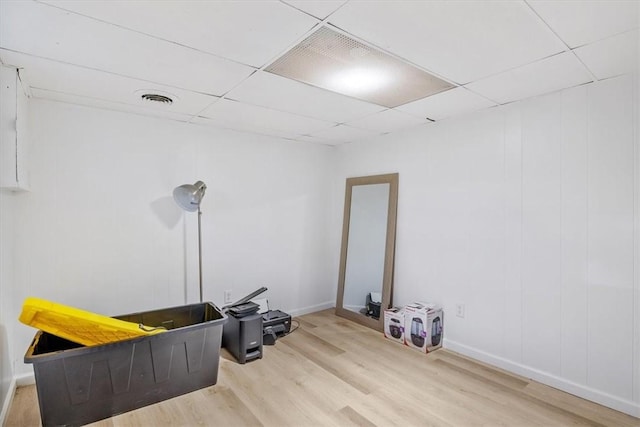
[134,89,178,106]
[141,93,173,104]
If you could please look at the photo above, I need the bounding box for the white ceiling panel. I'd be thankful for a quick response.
[199,98,336,136]
[225,71,385,123]
[465,52,593,105]
[191,116,299,140]
[397,87,497,121]
[527,0,639,48]
[30,88,195,123]
[295,135,337,146]
[574,30,639,80]
[345,109,427,134]
[42,0,319,68]
[328,1,566,84]
[0,1,255,95]
[282,1,347,20]
[0,50,218,115]
[305,124,379,144]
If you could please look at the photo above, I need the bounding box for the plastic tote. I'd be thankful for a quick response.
[24,302,227,427]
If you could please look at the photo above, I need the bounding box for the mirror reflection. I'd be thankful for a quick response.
[343,183,390,319]
[336,173,398,331]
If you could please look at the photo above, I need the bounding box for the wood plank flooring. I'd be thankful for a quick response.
[4,309,639,426]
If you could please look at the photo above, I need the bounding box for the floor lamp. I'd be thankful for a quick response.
[173,181,207,303]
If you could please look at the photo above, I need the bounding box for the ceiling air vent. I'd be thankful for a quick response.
[140,93,173,104]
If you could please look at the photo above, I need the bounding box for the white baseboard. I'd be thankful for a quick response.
[15,372,34,386]
[0,376,17,426]
[444,338,640,418]
[286,301,334,317]
[0,371,35,425]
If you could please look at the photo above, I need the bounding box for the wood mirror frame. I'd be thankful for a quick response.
[335,173,399,331]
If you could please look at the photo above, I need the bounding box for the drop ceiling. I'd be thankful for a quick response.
[0,0,637,145]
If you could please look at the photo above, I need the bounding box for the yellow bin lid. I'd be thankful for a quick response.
[19,297,165,346]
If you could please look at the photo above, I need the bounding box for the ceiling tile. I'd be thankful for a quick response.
[225,71,385,123]
[527,0,639,48]
[0,50,218,115]
[574,30,639,80]
[0,1,255,95]
[328,1,565,84]
[305,124,379,144]
[396,87,497,121]
[282,1,347,20]
[199,98,336,136]
[30,88,195,122]
[191,116,299,141]
[345,109,427,133]
[294,135,337,146]
[42,0,319,67]
[465,52,593,105]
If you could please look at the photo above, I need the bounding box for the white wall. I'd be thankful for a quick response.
[0,189,16,420]
[8,99,336,377]
[335,74,639,416]
[2,72,638,418]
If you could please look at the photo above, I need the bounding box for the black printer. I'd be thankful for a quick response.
[262,310,291,345]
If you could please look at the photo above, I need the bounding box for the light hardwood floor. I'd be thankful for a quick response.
[5,309,639,426]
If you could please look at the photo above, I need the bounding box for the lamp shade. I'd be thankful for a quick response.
[173,181,207,212]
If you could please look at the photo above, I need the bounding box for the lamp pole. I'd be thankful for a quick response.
[173,181,207,304]
[197,205,203,303]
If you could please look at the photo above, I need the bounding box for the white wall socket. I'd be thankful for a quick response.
[455,303,465,318]
[224,290,232,304]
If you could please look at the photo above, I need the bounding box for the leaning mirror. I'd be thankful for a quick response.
[336,173,398,331]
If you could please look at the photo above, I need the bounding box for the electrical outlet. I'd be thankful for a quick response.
[224,290,232,304]
[455,303,465,318]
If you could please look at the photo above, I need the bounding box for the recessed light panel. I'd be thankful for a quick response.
[265,26,454,108]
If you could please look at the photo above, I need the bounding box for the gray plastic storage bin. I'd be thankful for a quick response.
[24,302,227,427]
